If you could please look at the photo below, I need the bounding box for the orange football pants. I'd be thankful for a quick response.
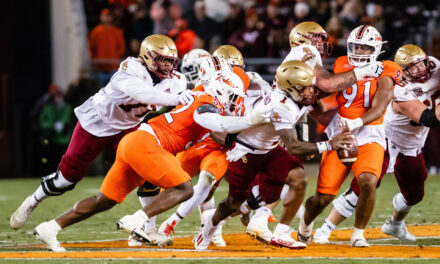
[317,142,384,195]
[100,130,191,203]
[176,137,228,181]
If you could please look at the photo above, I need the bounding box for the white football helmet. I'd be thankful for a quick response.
[181,49,211,85]
[205,70,245,116]
[347,25,386,67]
[199,56,232,86]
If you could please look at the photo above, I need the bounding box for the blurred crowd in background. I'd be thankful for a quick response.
[33,0,440,177]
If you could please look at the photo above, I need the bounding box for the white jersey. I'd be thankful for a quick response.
[227,90,312,160]
[75,57,186,137]
[385,56,440,156]
[282,44,323,70]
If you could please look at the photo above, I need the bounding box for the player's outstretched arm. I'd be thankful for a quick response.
[314,62,383,93]
[278,127,352,156]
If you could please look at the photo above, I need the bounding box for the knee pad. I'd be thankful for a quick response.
[332,187,358,218]
[246,185,266,210]
[41,170,76,196]
[393,193,413,213]
[137,181,160,197]
[198,171,216,188]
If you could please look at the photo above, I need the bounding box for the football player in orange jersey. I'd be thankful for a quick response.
[297,25,403,247]
[32,70,272,252]
[154,48,253,247]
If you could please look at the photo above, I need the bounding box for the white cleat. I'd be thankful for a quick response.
[130,228,173,247]
[382,219,416,242]
[211,220,226,247]
[10,196,37,230]
[246,216,272,244]
[34,222,65,252]
[313,227,331,244]
[158,218,178,237]
[194,216,216,250]
[270,228,306,250]
[128,235,143,247]
[350,235,370,248]
[117,213,145,235]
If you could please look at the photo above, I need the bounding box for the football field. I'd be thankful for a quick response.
[1,163,440,263]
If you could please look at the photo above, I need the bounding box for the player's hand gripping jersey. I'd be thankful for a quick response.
[75,57,186,137]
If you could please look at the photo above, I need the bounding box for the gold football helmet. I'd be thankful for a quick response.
[212,45,245,68]
[289,21,332,57]
[139,34,178,79]
[276,60,318,105]
[394,44,432,83]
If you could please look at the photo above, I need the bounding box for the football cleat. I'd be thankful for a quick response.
[131,228,173,247]
[270,227,307,250]
[128,235,144,247]
[211,220,226,247]
[116,213,145,235]
[246,214,272,244]
[350,234,370,248]
[382,219,416,242]
[194,216,216,250]
[159,219,177,237]
[34,221,65,252]
[313,227,331,244]
[10,195,37,230]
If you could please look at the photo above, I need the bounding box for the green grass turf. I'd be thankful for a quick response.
[1,163,439,263]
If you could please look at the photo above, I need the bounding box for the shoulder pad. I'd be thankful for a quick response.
[197,104,219,114]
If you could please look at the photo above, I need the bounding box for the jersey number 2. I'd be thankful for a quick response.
[164,99,195,124]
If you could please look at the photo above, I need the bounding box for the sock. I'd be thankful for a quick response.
[138,196,156,208]
[49,219,62,232]
[391,215,403,226]
[352,227,364,238]
[321,219,336,233]
[30,186,47,206]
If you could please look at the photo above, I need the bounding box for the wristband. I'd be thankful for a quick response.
[346,117,364,131]
[317,141,332,153]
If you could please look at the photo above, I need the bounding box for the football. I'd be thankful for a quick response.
[337,136,359,167]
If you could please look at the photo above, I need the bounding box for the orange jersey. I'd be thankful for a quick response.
[333,56,402,125]
[148,94,222,155]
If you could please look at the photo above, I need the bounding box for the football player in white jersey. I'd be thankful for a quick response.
[193,60,355,250]
[181,48,211,89]
[312,44,440,244]
[243,21,384,249]
[10,34,195,230]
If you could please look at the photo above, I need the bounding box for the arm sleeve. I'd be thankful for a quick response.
[114,72,180,106]
[193,111,252,133]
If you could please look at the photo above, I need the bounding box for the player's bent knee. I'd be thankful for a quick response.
[357,173,377,191]
[178,181,194,200]
[286,168,307,191]
[332,188,358,218]
[316,193,334,208]
[96,193,118,210]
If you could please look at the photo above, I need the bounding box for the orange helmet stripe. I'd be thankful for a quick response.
[356,25,368,39]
